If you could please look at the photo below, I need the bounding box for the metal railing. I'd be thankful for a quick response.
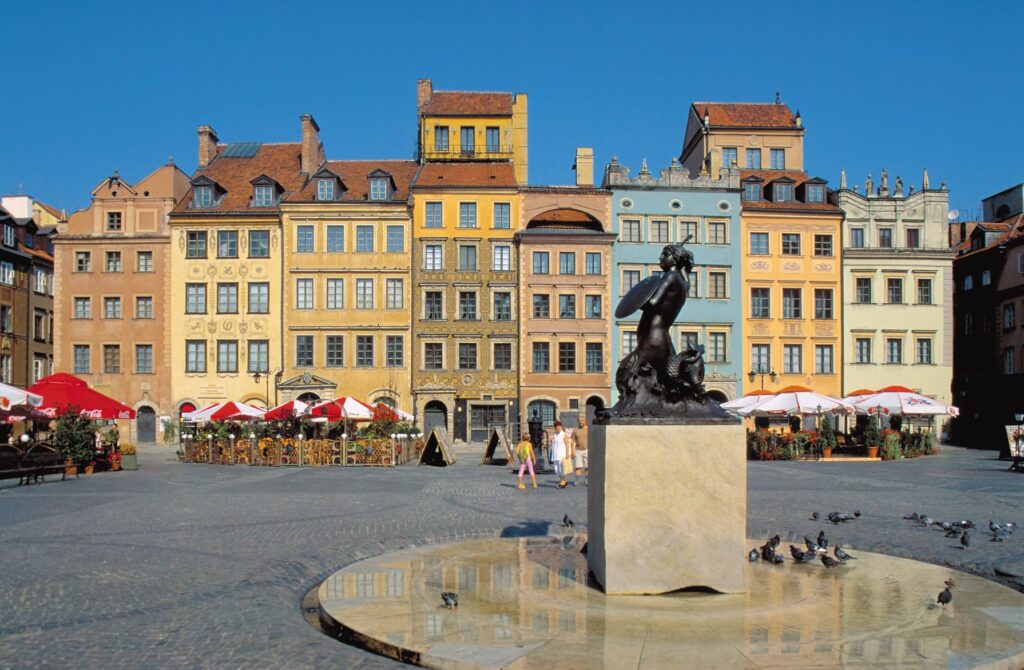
[421,145,514,161]
[180,436,421,467]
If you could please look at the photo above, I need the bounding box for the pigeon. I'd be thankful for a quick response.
[834,545,856,561]
[798,550,817,563]
[821,555,840,568]
[817,531,829,550]
[904,512,921,521]
[991,528,1010,542]
[810,512,820,521]
[562,514,574,529]
[829,512,853,524]
[804,536,824,554]
[944,578,958,589]
[761,544,775,561]
[920,516,933,527]
[961,531,970,550]
[990,521,1001,534]
[441,592,458,609]
[937,587,952,608]
[937,521,952,531]
[749,548,760,562]
[853,510,862,518]
[771,553,785,565]
[790,544,805,561]
[1005,522,1016,534]
[945,527,962,538]
[767,534,780,549]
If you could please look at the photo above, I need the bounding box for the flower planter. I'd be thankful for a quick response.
[64,459,77,477]
[121,454,138,471]
[822,447,833,459]
[82,462,95,475]
[111,460,122,472]
[866,446,879,459]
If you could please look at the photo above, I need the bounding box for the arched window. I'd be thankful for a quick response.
[375,396,397,408]
[527,400,557,427]
[297,392,320,404]
[179,402,196,415]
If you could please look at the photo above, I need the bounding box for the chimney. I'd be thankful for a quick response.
[417,79,433,113]
[197,125,219,168]
[300,114,323,175]
[573,148,594,187]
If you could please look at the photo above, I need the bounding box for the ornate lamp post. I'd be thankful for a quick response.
[252,367,282,408]
[747,367,778,390]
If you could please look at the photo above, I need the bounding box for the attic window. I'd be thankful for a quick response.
[106,212,123,231]
[253,184,274,207]
[806,184,825,203]
[742,181,761,202]
[369,177,390,201]
[2,225,14,248]
[317,178,336,201]
[192,186,212,208]
[773,183,793,202]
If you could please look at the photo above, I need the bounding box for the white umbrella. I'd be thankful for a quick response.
[742,386,853,417]
[0,382,42,412]
[851,386,959,417]
[720,390,776,414]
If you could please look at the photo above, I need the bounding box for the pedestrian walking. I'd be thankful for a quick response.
[550,421,570,489]
[573,416,588,485]
[515,428,537,490]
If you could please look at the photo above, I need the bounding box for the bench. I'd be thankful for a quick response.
[0,442,76,485]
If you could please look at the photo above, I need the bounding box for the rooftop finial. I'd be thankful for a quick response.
[639,159,650,176]
[922,168,930,190]
[840,168,847,190]
[774,91,781,104]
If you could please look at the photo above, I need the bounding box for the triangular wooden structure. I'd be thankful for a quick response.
[418,426,456,467]
[480,427,513,465]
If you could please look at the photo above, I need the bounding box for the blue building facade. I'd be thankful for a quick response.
[603,158,744,401]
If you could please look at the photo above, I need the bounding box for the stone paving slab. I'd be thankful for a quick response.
[0,444,1021,668]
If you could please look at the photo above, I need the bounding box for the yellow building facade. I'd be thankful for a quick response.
[680,100,805,177]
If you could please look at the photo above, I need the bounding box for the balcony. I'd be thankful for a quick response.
[422,145,514,162]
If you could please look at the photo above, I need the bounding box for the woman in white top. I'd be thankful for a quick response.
[549,421,569,489]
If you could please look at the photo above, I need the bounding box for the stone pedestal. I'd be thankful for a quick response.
[587,422,746,595]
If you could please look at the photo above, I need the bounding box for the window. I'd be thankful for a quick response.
[356,278,373,309]
[217,230,238,258]
[745,148,762,169]
[383,278,403,309]
[850,228,864,248]
[296,225,314,253]
[906,228,920,249]
[708,271,727,299]
[458,343,477,370]
[325,225,344,252]
[815,345,834,374]
[493,292,511,320]
[749,232,769,256]
[751,288,770,318]
[751,344,770,372]
[773,183,793,202]
[742,181,761,202]
[106,211,122,231]
[533,251,549,274]
[192,185,212,208]
[73,345,90,374]
[680,220,699,243]
[621,219,641,242]
[708,332,727,363]
[684,332,702,353]
[425,291,443,319]
[316,178,335,201]
[1,225,12,247]
[855,338,871,363]
[74,297,91,319]
[814,289,833,319]
[458,291,477,319]
[217,283,238,313]
[486,127,500,152]
[855,277,872,303]
[559,294,576,319]
[240,340,267,374]
[964,275,973,291]
[33,269,46,294]
[135,344,153,373]
[1005,304,1017,329]
[982,270,992,286]
[533,294,550,318]
[459,202,477,228]
[296,336,314,367]
[1004,348,1015,374]
[559,252,576,275]
[355,225,374,252]
[721,147,737,168]
[704,221,726,246]
[325,338,346,370]
[586,343,603,372]
[75,251,91,272]
[964,313,973,335]
[886,277,903,304]
[104,297,122,319]
[185,340,206,373]
[493,342,512,370]
[533,342,550,372]
[0,306,10,332]
[186,284,206,314]
[249,230,269,258]
[782,233,800,255]
[584,252,601,275]
[622,331,638,357]
[917,278,932,305]
[917,338,933,364]
[425,202,443,228]
[770,148,785,169]
[493,245,511,271]
[386,336,404,367]
[814,235,833,257]
[559,342,576,372]
[649,220,669,243]
[33,310,45,340]
[136,296,153,319]
[460,126,475,153]
[783,344,802,373]
[385,225,404,253]
[493,202,510,229]
[105,251,122,272]
[622,269,640,292]
[806,184,826,203]
[424,342,443,370]
[424,244,443,270]
[369,178,388,201]
[103,345,121,373]
[248,282,269,313]
[878,228,893,248]
[186,231,207,258]
[782,288,802,318]
[887,338,903,364]
[585,295,601,318]
[136,251,153,272]
[434,126,449,151]
[253,184,274,207]
[458,245,477,270]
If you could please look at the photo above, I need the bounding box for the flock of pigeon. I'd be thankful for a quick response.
[901,512,1016,550]
[748,524,858,570]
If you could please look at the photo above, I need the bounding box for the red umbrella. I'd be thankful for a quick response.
[208,401,265,421]
[263,399,309,421]
[308,397,374,421]
[28,373,135,419]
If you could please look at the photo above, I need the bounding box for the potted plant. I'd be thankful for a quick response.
[881,430,902,460]
[819,415,837,459]
[110,450,122,471]
[52,409,96,475]
[120,443,138,470]
[863,415,881,459]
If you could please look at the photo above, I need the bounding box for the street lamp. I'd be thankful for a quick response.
[747,367,778,390]
[252,368,283,407]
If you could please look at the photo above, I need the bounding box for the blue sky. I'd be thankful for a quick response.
[3,1,1018,219]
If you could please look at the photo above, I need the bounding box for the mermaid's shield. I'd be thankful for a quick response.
[614,275,659,319]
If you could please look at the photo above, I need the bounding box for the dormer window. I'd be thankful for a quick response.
[2,225,14,248]
[317,178,336,201]
[254,184,274,207]
[193,186,212,208]
[773,183,793,202]
[806,184,825,203]
[742,181,762,202]
[370,178,389,201]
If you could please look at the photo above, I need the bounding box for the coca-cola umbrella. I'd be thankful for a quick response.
[720,389,775,414]
[307,397,374,422]
[741,385,852,417]
[27,373,135,420]
[208,401,265,422]
[850,385,959,417]
[263,399,309,421]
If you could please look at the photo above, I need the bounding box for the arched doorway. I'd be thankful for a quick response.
[179,402,196,416]
[137,406,156,443]
[297,392,320,404]
[527,400,557,428]
[423,401,447,434]
[585,396,605,424]
[707,390,728,403]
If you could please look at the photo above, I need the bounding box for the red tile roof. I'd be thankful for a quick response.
[423,91,513,116]
[694,102,799,128]
[414,162,517,188]
[286,160,419,202]
[36,201,64,221]
[174,143,306,214]
[739,169,840,212]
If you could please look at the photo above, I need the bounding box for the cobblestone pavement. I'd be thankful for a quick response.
[0,444,1022,669]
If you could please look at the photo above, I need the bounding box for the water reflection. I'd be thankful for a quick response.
[318,537,1024,669]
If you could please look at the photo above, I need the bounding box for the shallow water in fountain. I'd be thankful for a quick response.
[317,536,1024,669]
